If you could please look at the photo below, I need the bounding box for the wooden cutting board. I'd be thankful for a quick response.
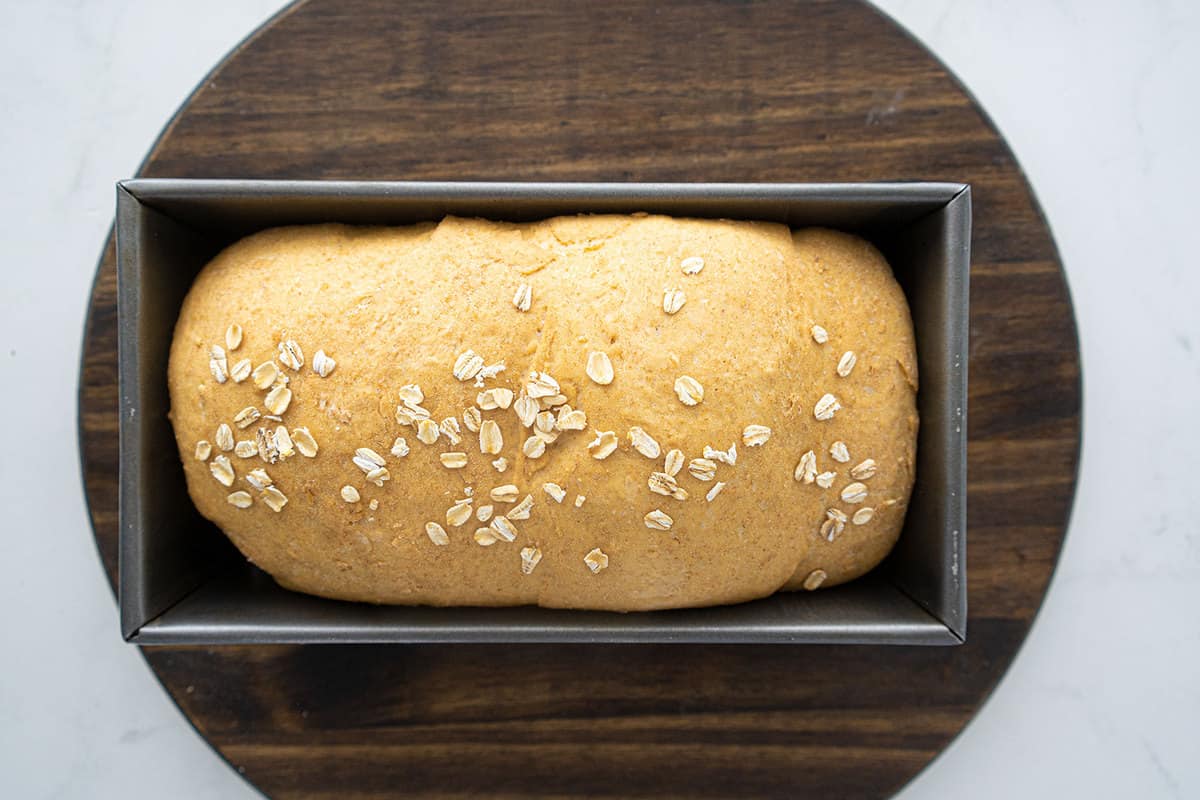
[79,1,1081,797]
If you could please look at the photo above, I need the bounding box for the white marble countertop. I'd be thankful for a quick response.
[2,1,1197,797]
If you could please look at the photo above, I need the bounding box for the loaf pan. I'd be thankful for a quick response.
[116,180,969,645]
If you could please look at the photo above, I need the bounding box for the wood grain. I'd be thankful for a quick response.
[78,1,1081,797]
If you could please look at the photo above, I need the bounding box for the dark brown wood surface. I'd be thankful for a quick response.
[78,1,1081,797]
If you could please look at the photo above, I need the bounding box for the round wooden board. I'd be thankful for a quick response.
[79,1,1081,797]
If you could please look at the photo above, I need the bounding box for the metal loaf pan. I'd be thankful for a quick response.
[116,180,969,645]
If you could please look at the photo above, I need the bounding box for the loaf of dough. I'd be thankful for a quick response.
[168,215,917,610]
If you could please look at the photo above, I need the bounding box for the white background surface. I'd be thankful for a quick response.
[2,1,1197,797]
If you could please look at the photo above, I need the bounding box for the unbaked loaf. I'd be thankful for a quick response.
[168,215,917,610]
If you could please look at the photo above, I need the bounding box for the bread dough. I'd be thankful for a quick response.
[168,215,917,610]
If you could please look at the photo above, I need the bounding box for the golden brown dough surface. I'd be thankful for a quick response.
[168,215,917,610]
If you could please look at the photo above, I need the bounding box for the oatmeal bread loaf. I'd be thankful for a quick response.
[168,215,917,610]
